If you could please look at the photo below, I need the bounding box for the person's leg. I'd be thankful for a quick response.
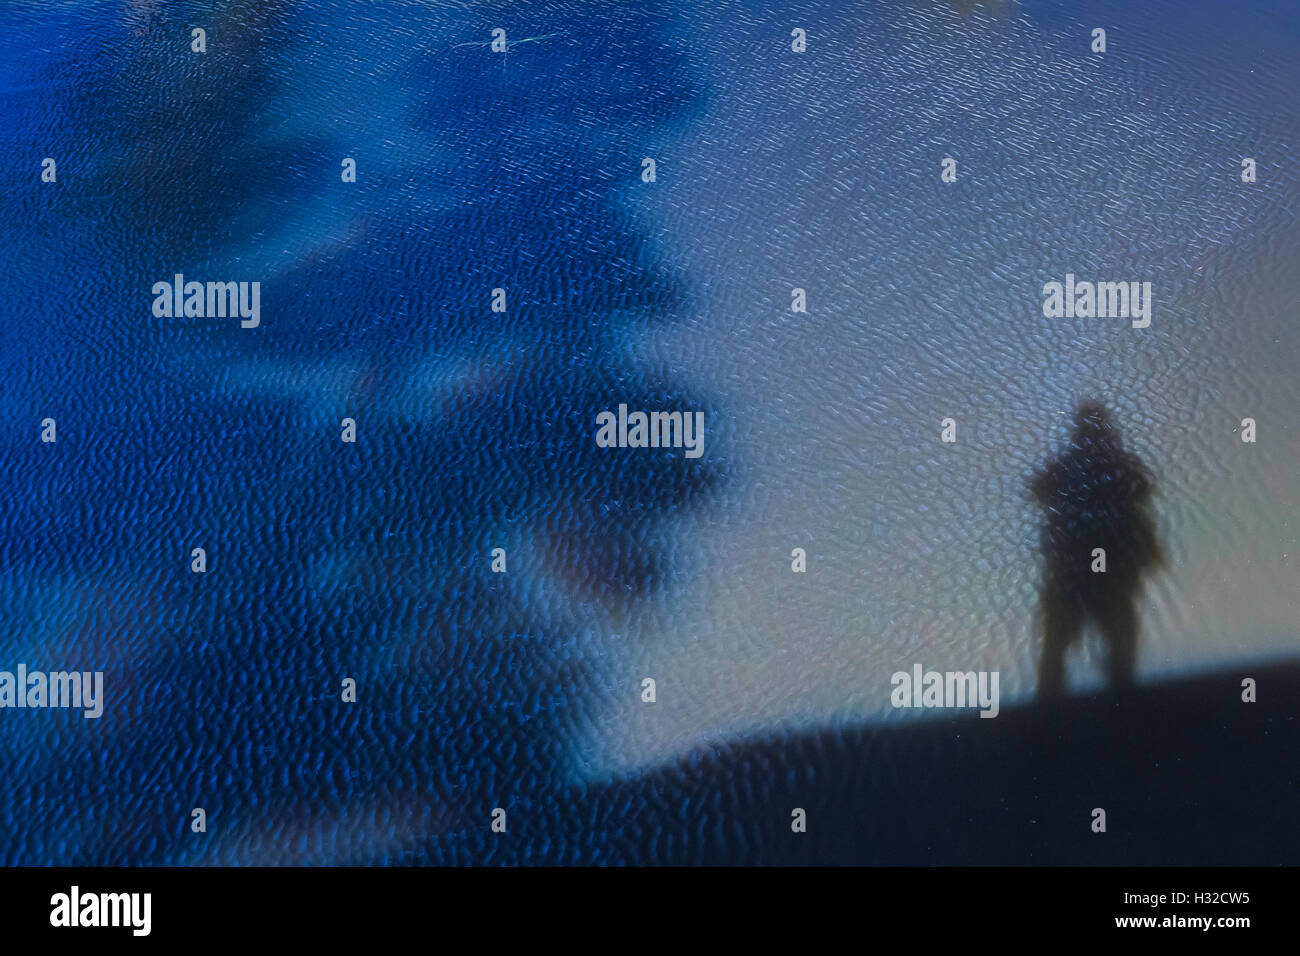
[1037,584,1082,699]
[1097,594,1139,690]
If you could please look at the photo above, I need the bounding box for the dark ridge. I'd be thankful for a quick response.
[538,661,1299,865]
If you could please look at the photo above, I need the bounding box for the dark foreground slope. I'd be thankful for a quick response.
[540,662,1299,865]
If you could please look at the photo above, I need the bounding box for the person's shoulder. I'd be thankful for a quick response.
[1030,459,1063,499]
[1118,451,1155,489]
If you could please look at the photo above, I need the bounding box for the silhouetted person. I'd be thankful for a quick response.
[1031,401,1166,698]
